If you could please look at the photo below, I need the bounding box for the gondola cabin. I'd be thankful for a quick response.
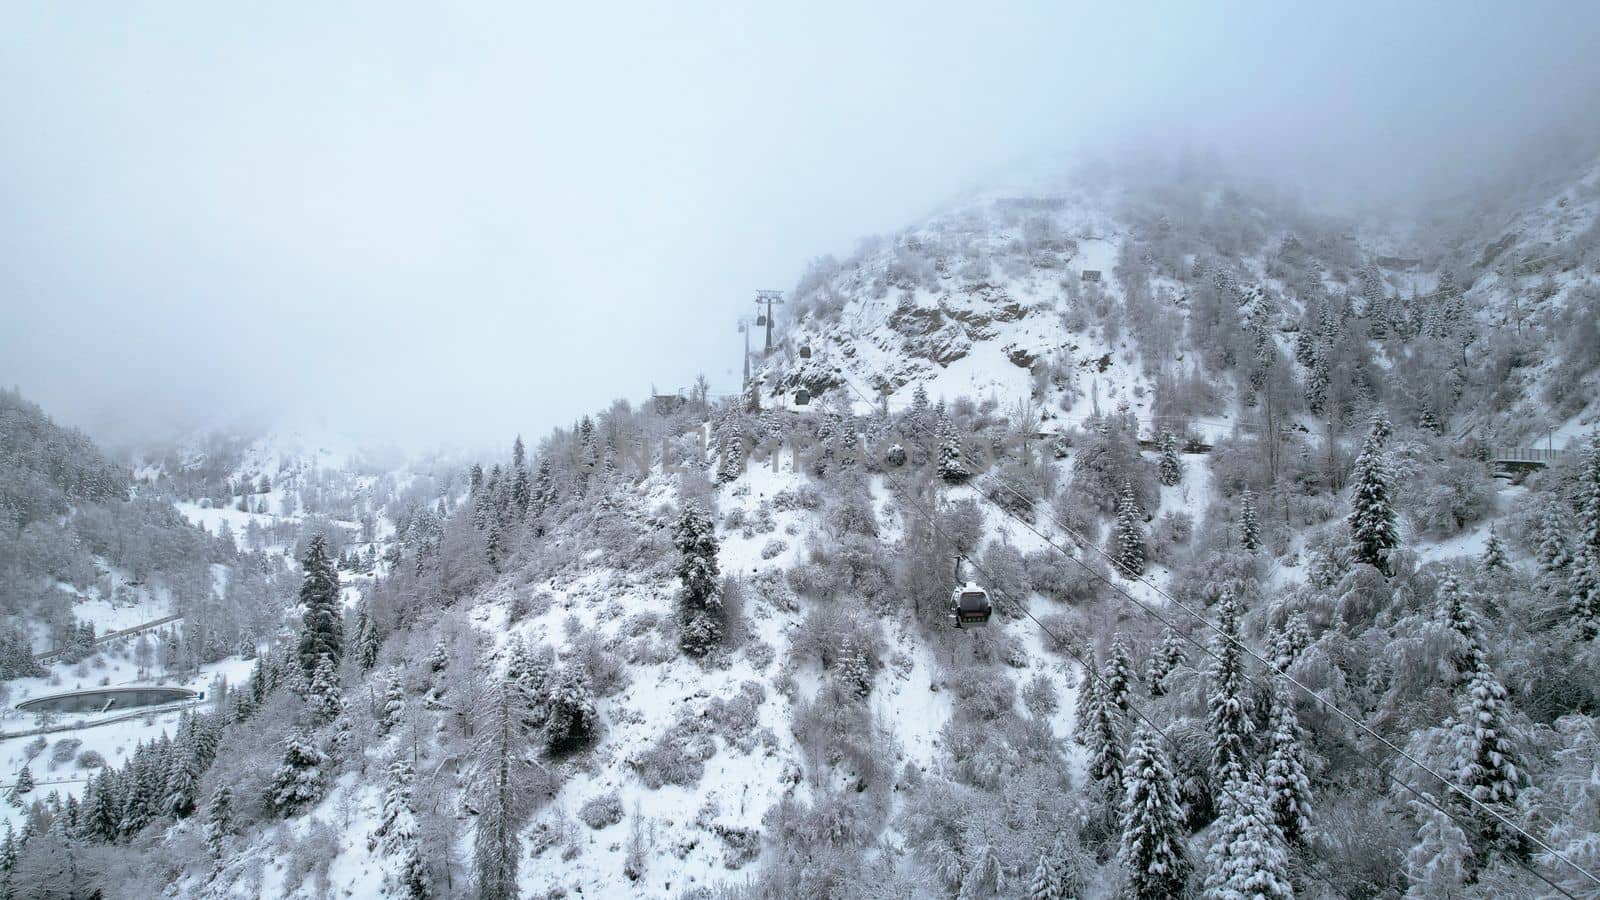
[756,314,767,326]
[950,581,992,627]
[794,388,811,406]
[799,345,812,359]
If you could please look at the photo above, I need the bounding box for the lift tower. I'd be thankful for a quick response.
[754,290,783,357]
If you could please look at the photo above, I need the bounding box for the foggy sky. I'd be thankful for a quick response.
[3,2,1598,450]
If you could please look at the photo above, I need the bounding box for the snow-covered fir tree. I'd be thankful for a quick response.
[1119,727,1191,900]
[1268,613,1311,673]
[1263,684,1312,845]
[308,653,345,724]
[1027,831,1082,900]
[269,732,327,816]
[1113,480,1147,577]
[672,502,723,656]
[1072,665,1098,746]
[1159,430,1184,486]
[1103,635,1134,714]
[296,534,344,679]
[380,667,406,735]
[1208,592,1255,789]
[1240,488,1261,551]
[1573,433,1600,639]
[1536,500,1574,594]
[1202,777,1294,900]
[1146,628,1187,697]
[1086,680,1124,794]
[1437,574,1486,683]
[1402,803,1472,898]
[936,406,967,484]
[1452,663,1525,840]
[202,784,232,868]
[353,600,382,671]
[542,662,598,754]
[1480,526,1509,575]
[1347,415,1398,573]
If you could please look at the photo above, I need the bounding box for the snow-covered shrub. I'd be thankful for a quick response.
[712,824,762,869]
[48,737,81,769]
[978,540,1028,616]
[760,538,788,560]
[985,458,1053,523]
[771,484,822,512]
[1148,510,1194,561]
[75,749,106,769]
[631,715,717,789]
[745,639,775,672]
[1397,455,1496,536]
[579,791,624,830]
[950,667,1016,723]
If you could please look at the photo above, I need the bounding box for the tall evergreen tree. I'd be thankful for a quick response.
[1113,481,1147,577]
[1119,727,1191,900]
[1438,574,1485,684]
[380,667,406,735]
[937,407,967,484]
[1347,415,1398,573]
[474,680,535,900]
[1572,433,1600,639]
[1452,663,1525,844]
[1240,488,1261,551]
[1027,831,1080,900]
[308,654,345,725]
[1208,592,1254,790]
[296,534,344,679]
[1480,526,1509,575]
[1072,665,1099,746]
[1103,636,1134,714]
[1536,500,1574,594]
[1086,684,1125,795]
[269,732,327,816]
[1146,629,1187,698]
[353,600,382,671]
[673,503,723,657]
[1202,778,1294,900]
[1263,684,1312,845]
[1268,613,1311,673]
[203,784,233,868]
[1159,431,1184,486]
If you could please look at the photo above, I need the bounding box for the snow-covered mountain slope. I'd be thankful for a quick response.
[9,160,1600,899]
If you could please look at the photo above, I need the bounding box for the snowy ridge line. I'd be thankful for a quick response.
[838,371,1600,894]
[890,478,1358,900]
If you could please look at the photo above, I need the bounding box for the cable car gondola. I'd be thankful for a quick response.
[799,345,812,359]
[794,388,811,406]
[949,557,992,627]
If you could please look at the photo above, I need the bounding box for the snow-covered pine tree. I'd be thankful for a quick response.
[1452,663,1525,843]
[1103,636,1133,714]
[908,384,930,432]
[717,428,743,485]
[6,768,32,806]
[1159,431,1184,486]
[308,653,345,724]
[530,457,553,524]
[1112,481,1146,577]
[380,667,406,735]
[1027,831,1081,900]
[1536,500,1573,595]
[1263,683,1312,845]
[163,720,201,818]
[1437,574,1485,684]
[937,407,967,483]
[296,534,344,679]
[372,754,416,855]
[511,457,531,518]
[835,634,873,698]
[673,502,723,657]
[202,784,232,867]
[1480,526,1509,575]
[1207,592,1254,790]
[1072,663,1099,746]
[1086,683,1124,794]
[1202,777,1293,900]
[1146,628,1187,697]
[1240,488,1261,551]
[543,662,598,754]
[1268,613,1311,673]
[1347,415,1399,573]
[1404,801,1472,897]
[352,601,380,671]
[428,637,448,674]
[1119,727,1191,900]
[269,732,327,816]
[473,679,541,900]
